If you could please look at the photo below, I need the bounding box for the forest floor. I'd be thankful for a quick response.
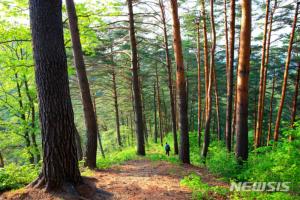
[1,159,229,200]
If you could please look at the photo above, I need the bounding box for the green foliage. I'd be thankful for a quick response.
[181,173,229,199]
[0,164,39,192]
[205,142,240,180]
[230,190,294,200]
[96,147,138,169]
[146,140,179,164]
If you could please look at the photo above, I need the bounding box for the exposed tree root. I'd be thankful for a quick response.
[26,176,97,199]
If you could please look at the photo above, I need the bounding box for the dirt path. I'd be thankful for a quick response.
[1,159,228,200]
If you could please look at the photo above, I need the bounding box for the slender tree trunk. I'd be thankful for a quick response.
[29,0,82,190]
[0,151,3,168]
[226,0,235,152]
[141,86,148,143]
[235,0,251,162]
[267,73,276,146]
[15,73,34,164]
[112,64,122,146]
[196,21,202,147]
[289,63,300,140]
[153,83,158,143]
[24,77,40,163]
[127,0,145,155]
[263,0,277,144]
[170,0,190,164]
[213,67,221,140]
[93,96,105,158]
[186,64,189,115]
[155,65,163,145]
[274,3,299,141]
[66,0,98,168]
[201,0,209,119]
[161,88,169,134]
[253,83,258,136]
[159,0,178,154]
[130,84,136,145]
[255,0,270,148]
[202,0,216,159]
[130,113,134,145]
[232,82,237,147]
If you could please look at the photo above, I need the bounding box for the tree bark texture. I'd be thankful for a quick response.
[159,0,178,154]
[225,0,235,152]
[127,0,145,155]
[202,0,216,159]
[274,2,299,141]
[170,0,190,164]
[29,0,82,190]
[66,0,98,168]
[235,0,251,162]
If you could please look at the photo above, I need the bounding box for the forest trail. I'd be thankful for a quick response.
[1,159,228,200]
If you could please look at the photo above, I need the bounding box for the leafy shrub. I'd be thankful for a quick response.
[96,147,137,169]
[0,163,39,192]
[181,173,229,199]
[206,141,240,180]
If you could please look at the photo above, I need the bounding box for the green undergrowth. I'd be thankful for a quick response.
[181,173,294,200]
[96,147,138,169]
[181,173,229,199]
[0,163,39,191]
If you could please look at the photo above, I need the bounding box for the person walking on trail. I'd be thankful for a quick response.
[165,142,171,156]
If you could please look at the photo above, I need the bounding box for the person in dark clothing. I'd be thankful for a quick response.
[165,142,171,156]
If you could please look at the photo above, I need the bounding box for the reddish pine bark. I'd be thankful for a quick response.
[225,0,235,152]
[235,0,251,162]
[170,0,190,164]
[202,0,216,159]
[255,0,270,148]
[159,0,178,154]
[274,2,299,141]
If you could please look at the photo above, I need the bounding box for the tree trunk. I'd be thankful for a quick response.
[130,113,134,145]
[255,0,270,148]
[170,0,190,164]
[74,129,83,160]
[141,85,148,143]
[155,65,163,146]
[0,151,4,168]
[274,2,299,142]
[196,20,202,147]
[289,63,300,140]
[263,0,277,145]
[159,0,178,154]
[29,0,82,190]
[66,0,98,168]
[127,0,145,155]
[232,82,237,147]
[267,73,276,146]
[226,0,235,152]
[93,96,105,158]
[24,77,40,163]
[15,73,34,164]
[112,63,122,146]
[153,83,158,143]
[200,0,209,119]
[202,0,216,159]
[235,0,251,162]
[213,67,221,140]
